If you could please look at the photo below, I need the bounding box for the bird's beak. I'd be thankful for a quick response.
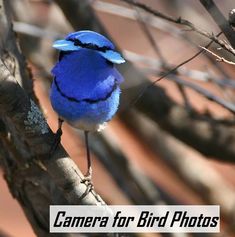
[99,50,125,64]
[53,39,81,51]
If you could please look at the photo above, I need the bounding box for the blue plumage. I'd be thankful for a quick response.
[66,30,115,50]
[52,30,125,64]
[50,30,125,131]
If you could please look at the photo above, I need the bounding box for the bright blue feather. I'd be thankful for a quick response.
[66,30,115,50]
[53,31,125,64]
[99,50,125,64]
[50,83,120,124]
[50,30,125,131]
[52,39,81,51]
[51,49,123,100]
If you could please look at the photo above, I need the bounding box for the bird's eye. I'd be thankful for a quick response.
[59,51,71,61]
[106,59,114,67]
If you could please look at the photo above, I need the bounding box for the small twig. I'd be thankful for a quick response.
[164,75,235,114]
[119,2,229,113]
[134,7,167,65]
[133,7,192,110]
[175,81,192,111]
[199,46,235,65]
[124,50,235,89]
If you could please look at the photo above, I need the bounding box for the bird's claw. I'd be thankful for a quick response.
[81,167,93,184]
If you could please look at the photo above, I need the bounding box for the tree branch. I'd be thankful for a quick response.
[0,1,107,236]
[120,110,235,220]
[200,45,235,65]
[200,0,235,49]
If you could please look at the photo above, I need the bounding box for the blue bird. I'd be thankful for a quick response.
[50,30,125,179]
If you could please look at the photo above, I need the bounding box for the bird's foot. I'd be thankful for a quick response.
[79,169,94,201]
[50,131,62,155]
[81,167,93,186]
[81,167,93,182]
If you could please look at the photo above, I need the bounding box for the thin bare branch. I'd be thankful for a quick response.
[93,0,183,37]
[133,7,192,110]
[128,32,222,109]
[200,46,235,65]
[164,75,235,114]
[175,82,192,111]
[200,0,235,49]
[134,8,167,65]
[93,0,235,94]
[119,0,235,57]
[124,50,235,88]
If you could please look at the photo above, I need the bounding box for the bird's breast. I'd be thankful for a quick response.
[50,81,121,131]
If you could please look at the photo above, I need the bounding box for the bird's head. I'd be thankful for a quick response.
[53,30,125,64]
